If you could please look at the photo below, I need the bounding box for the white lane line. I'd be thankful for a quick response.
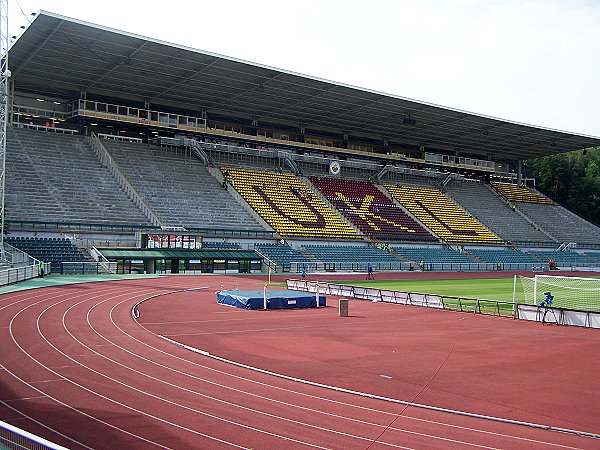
[126,290,589,450]
[6,286,179,449]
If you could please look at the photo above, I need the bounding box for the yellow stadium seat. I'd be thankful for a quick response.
[223,167,361,239]
[384,184,503,244]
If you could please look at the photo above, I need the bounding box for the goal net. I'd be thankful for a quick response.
[519,274,600,312]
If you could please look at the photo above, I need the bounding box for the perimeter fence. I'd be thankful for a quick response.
[285,261,597,273]
[0,419,68,450]
[0,263,51,286]
[285,279,600,328]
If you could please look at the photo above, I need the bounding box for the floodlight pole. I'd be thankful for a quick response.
[0,0,8,259]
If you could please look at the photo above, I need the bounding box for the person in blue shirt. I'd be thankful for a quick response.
[366,263,374,280]
[541,291,553,307]
[540,291,554,324]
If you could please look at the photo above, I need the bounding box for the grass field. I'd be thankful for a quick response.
[321,277,522,316]
[324,275,600,313]
[333,277,522,302]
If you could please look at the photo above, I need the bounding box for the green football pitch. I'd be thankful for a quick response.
[333,277,523,303]
[325,277,525,315]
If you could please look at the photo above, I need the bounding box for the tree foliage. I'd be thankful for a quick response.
[527,147,600,226]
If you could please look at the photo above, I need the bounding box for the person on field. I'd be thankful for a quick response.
[366,263,374,280]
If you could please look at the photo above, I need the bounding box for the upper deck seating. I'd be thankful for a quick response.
[6,127,150,226]
[489,183,600,244]
[309,176,434,241]
[445,182,552,244]
[518,203,600,245]
[224,168,361,239]
[515,202,600,246]
[492,183,554,204]
[385,184,503,244]
[103,141,266,231]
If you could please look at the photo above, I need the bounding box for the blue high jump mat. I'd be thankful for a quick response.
[217,289,326,310]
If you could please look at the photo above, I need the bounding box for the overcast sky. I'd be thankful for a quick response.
[8,0,600,137]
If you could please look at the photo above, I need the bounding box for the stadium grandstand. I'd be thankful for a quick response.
[1,10,600,281]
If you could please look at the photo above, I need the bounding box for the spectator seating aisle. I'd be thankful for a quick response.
[302,245,401,265]
[6,127,150,226]
[393,247,474,266]
[384,184,503,244]
[465,248,539,265]
[309,176,435,241]
[444,182,552,244]
[224,168,361,239]
[103,141,266,231]
[492,183,554,204]
[6,237,87,267]
[254,243,312,269]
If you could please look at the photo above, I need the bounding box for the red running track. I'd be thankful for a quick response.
[0,275,599,449]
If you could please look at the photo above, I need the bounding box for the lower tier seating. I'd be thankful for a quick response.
[302,244,401,264]
[466,248,540,265]
[393,247,475,265]
[201,242,241,249]
[6,237,87,267]
[255,243,312,270]
[527,250,596,267]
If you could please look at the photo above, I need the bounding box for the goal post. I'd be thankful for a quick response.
[518,274,600,312]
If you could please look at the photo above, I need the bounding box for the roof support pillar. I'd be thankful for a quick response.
[517,158,522,186]
[7,78,13,125]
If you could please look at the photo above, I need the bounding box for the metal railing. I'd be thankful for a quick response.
[283,261,600,273]
[57,262,117,275]
[90,246,117,274]
[13,122,75,134]
[0,419,68,450]
[0,262,51,286]
[5,220,160,233]
[2,241,40,266]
